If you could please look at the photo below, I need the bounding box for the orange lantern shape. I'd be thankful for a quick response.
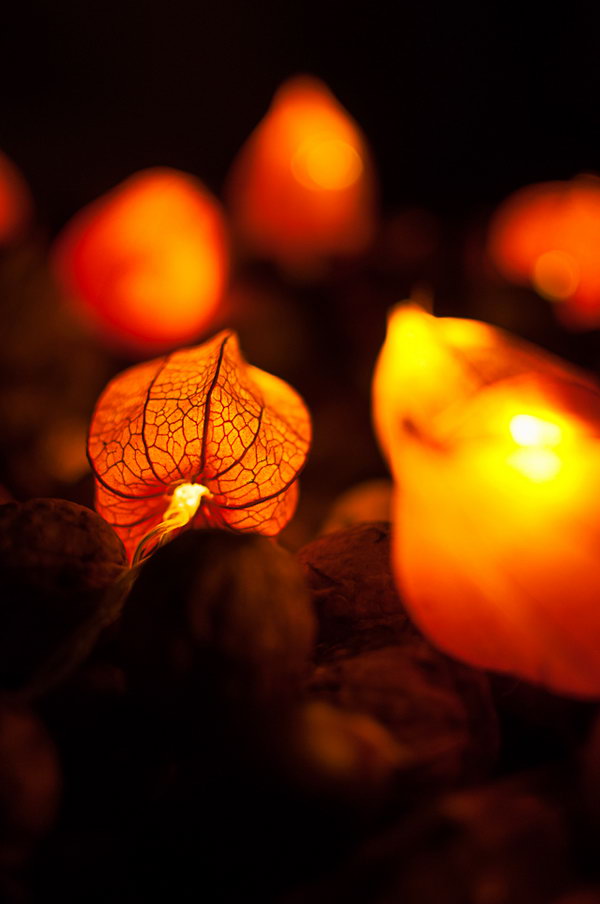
[488,176,600,328]
[88,330,311,562]
[0,150,32,244]
[227,75,377,275]
[373,303,600,697]
[53,168,228,352]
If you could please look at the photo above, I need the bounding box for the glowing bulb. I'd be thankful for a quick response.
[509,414,562,448]
[291,137,363,191]
[132,482,211,565]
[508,415,563,482]
[507,448,562,482]
[164,483,211,528]
[53,168,228,353]
[488,177,600,329]
[533,250,580,301]
[226,75,376,272]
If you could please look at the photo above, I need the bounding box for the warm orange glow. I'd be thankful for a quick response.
[88,331,311,561]
[133,481,212,564]
[227,75,377,274]
[0,150,32,244]
[532,250,580,301]
[291,137,363,191]
[489,176,600,328]
[41,418,90,483]
[373,303,600,697]
[507,415,563,481]
[53,168,229,352]
[507,447,561,482]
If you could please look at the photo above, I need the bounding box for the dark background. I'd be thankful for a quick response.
[1,2,599,233]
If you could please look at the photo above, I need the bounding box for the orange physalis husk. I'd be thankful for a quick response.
[53,167,228,353]
[373,303,600,698]
[0,149,32,244]
[227,75,377,275]
[88,331,311,563]
[488,175,600,329]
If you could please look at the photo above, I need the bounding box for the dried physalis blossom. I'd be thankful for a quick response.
[373,303,600,698]
[53,167,228,353]
[227,75,377,275]
[488,176,600,329]
[0,149,32,244]
[88,331,311,562]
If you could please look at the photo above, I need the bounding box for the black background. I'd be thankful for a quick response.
[1,2,599,232]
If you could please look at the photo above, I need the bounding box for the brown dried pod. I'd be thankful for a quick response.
[300,522,498,786]
[297,522,415,650]
[0,498,128,695]
[37,659,152,843]
[278,700,411,804]
[120,529,316,733]
[319,480,392,536]
[309,641,499,788]
[284,774,571,904]
[551,892,600,904]
[490,672,597,771]
[0,701,61,874]
[579,709,600,828]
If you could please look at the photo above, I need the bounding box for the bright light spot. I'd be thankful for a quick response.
[133,482,212,565]
[509,414,562,447]
[507,448,562,482]
[508,414,563,481]
[164,482,211,528]
[292,137,363,191]
[533,250,580,301]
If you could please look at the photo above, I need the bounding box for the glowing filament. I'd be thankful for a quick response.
[133,482,211,565]
[163,482,211,527]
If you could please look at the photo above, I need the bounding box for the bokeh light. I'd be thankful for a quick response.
[488,176,600,329]
[0,149,32,244]
[227,75,377,275]
[52,167,229,353]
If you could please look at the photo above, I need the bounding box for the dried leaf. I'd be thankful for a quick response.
[88,331,311,560]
